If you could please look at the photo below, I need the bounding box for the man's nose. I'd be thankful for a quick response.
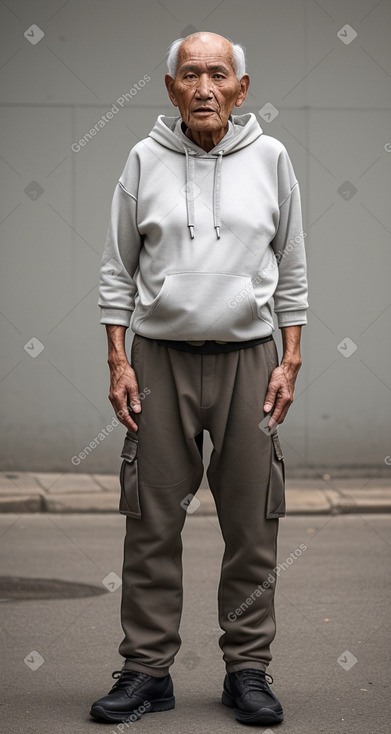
[195,74,213,97]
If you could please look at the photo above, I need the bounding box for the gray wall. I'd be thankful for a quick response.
[1,0,390,478]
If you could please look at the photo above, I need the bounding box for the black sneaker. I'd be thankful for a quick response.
[222,668,284,725]
[90,669,175,723]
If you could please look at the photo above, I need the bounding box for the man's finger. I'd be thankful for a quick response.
[126,417,139,432]
[268,415,279,432]
[128,377,142,413]
[115,403,139,432]
[128,395,142,413]
[270,393,292,426]
[264,383,278,412]
[121,411,139,432]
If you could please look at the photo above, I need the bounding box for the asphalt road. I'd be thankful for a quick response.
[1,513,390,734]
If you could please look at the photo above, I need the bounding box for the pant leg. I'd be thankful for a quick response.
[203,338,285,673]
[119,335,204,676]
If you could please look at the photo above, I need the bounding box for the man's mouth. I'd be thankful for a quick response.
[192,107,216,114]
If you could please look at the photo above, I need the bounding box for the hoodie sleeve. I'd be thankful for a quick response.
[98,154,142,327]
[270,147,309,327]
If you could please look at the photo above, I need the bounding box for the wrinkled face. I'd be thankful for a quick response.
[165,35,248,135]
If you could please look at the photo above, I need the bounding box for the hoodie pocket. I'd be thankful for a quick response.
[119,434,141,519]
[266,432,286,519]
[133,272,260,341]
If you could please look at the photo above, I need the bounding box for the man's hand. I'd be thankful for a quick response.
[108,358,141,432]
[263,325,303,431]
[105,324,141,432]
[263,359,301,431]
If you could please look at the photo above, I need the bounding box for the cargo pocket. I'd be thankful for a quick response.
[265,432,286,519]
[119,434,141,519]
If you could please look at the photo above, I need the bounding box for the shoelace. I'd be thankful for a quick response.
[110,669,147,694]
[236,669,274,693]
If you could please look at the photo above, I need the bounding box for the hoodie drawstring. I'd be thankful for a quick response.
[213,151,223,240]
[185,148,196,239]
[184,147,223,240]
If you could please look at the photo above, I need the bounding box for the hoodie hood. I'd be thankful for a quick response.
[148,113,264,240]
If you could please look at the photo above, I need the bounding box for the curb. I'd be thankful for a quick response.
[0,473,390,514]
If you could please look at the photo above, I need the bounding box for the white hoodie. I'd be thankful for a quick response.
[98,112,308,341]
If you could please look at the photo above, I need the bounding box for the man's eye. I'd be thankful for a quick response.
[213,74,225,79]
[184,74,196,79]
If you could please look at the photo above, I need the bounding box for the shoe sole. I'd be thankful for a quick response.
[90,696,175,722]
[222,691,284,725]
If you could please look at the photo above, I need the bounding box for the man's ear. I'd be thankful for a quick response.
[165,74,178,107]
[235,74,250,108]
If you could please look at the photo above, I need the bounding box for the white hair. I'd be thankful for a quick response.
[166,35,247,80]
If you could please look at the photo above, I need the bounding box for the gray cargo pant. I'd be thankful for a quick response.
[118,333,286,676]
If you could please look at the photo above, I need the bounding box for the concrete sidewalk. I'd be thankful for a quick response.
[0,471,390,514]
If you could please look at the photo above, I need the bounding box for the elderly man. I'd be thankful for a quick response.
[91,31,308,726]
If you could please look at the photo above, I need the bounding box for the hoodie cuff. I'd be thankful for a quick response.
[99,307,132,327]
[277,310,308,327]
